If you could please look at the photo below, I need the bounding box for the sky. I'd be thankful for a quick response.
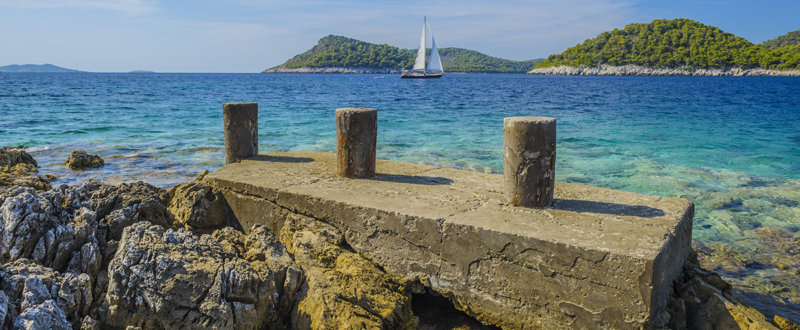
[1,0,798,73]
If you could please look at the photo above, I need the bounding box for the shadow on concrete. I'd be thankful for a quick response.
[250,155,313,163]
[369,174,454,185]
[551,199,665,217]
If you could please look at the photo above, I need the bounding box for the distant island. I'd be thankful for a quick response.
[264,35,542,74]
[0,63,82,73]
[530,19,800,76]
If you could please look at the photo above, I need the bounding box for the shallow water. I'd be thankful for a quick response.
[1,72,799,320]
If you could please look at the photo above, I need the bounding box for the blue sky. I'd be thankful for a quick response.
[1,0,798,72]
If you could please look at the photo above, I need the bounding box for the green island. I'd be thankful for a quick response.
[535,18,800,71]
[264,35,541,73]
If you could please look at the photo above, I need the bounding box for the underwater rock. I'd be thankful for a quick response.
[105,222,297,329]
[279,213,416,329]
[65,150,104,170]
[168,181,230,234]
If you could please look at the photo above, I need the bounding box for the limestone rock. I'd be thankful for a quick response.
[279,213,416,329]
[0,291,8,328]
[105,222,298,329]
[1,259,93,329]
[775,315,800,330]
[0,163,51,191]
[667,260,779,330]
[13,300,71,330]
[65,150,104,170]
[80,315,100,330]
[85,181,171,240]
[168,181,230,233]
[0,146,38,167]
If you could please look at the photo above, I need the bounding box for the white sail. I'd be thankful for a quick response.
[412,17,427,71]
[427,33,443,73]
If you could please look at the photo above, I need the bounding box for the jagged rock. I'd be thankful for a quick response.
[168,181,230,234]
[105,222,298,329]
[0,147,37,167]
[85,181,171,240]
[65,150,104,170]
[667,257,779,330]
[279,213,416,329]
[1,259,93,329]
[12,300,71,330]
[775,315,800,330]
[0,163,51,191]
[0,181,169,269]
[0,291,8,328]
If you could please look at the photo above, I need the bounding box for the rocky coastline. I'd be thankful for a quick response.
[262,67,401,74]
[1,146,798,329]
[528,64,800,76]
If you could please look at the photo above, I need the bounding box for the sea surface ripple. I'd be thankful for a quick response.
[1,72,799,321]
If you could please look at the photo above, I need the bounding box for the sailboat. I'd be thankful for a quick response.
[401,17,444,79]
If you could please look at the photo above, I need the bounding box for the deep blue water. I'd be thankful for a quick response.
[2,72,799,320]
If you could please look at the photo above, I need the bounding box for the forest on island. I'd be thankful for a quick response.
[272,35,540,73]
[536,19,800,70]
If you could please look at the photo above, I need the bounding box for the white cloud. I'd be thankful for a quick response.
[0,0,158,15]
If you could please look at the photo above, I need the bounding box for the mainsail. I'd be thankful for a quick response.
[427,34,443,73]
[412,17,427,71]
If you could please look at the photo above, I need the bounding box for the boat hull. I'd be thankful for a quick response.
[401,72,444,79]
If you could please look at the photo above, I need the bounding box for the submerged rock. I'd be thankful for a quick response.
[168,181,230,234]
[279,213,416,329]
[105,222,299,329]
[65,151,104,170]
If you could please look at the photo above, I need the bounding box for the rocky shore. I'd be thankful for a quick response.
[1,146,798,329]
[262,67,401,74]
[528,64,800,76]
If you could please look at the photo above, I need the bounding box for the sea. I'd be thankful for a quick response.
[2,72,799,321]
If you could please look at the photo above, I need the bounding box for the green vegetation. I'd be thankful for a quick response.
[269,35,540,73]
[762,30,800,49]
[536,19,800,71]
[279,35,414,69]
[438,48,541,73]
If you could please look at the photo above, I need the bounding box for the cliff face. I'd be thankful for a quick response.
[528,64,800,76]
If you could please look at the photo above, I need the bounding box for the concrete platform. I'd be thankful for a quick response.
[206,152,694,329]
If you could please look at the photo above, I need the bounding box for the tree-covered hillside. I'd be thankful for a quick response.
[536,19,800,70]
[762,30,800,49]
[438,48,541,73]
[268,35,539,73]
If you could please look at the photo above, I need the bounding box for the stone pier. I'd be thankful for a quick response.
[206,152,694,329]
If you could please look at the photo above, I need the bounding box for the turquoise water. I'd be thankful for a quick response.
[2,73,799,320]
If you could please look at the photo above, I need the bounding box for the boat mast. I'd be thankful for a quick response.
[412,16,427,72]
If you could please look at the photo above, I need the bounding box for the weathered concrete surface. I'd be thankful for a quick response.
[206,151,694,329]
[223,102,258,164]
[503,116,556,207]
[336,107,377,178]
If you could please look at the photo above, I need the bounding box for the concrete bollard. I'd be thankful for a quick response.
[336,107,377,178]
[503,117,556,207]
[223,102,258,164]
